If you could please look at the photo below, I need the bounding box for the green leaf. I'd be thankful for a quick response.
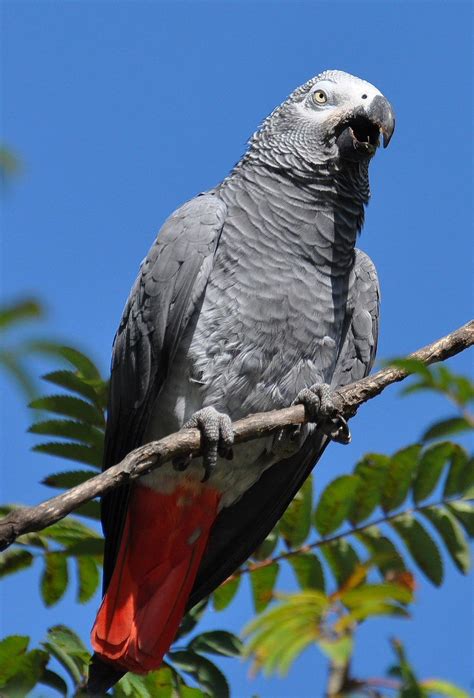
[50,346,101,380]
[30,419,104,447]
[280,478,313,546]
[0,636,30,684]
[391,514,443,585]
[388,358,433,379]
[41,552,69,606]
[39,668,69,696]
[336,601,410,631]
[0,146,22,178]
[318,635,353,667]
[115,672,152,698]
[252,527,279,561]
[450,375,474,406]
[321,539,359,586]
[178,686,206,698]
[76,556,100,602]
[42,469,97,490]
[144,667,175,698]
[29,395,104,426]
[175,599,208,641]
[33,441,102,467]
[43,515,100,545]
[357,526,406,576]
[447,501,474,536]
[64,537,104,557]
[350,453,389,524]
[421,506,470,573]
[435,367,474,405]
[16,531,48,549]
[422,417,472,442]
[443,446,470,497]
[169,651,229,698]
[1,648,48,696]
[42,625,89,684]
[0,298,42,329]
[288,552,325,591]
[212,575,240,611]
[314,475,360,535]
[390,638,425,697]
[420,678,469,698]
[340,582,413,608]
[250,563,279,612]
[189,631,242,658]
[0,549,34,578]
[382,445,421,513]
[413,442,454,503]
[0,350,38,399]
[243,591,328,676]
[75,499,102,520]
[42,369,100,402]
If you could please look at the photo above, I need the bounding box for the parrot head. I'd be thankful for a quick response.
[250,69,395,172]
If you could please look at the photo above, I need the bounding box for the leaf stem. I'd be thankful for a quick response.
[230,496,462,580]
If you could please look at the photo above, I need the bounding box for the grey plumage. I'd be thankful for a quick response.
[90,69,393,691]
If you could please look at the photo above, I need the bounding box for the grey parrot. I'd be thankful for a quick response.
[88,69,394,692]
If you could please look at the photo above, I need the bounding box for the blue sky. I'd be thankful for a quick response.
[1,1,472,696]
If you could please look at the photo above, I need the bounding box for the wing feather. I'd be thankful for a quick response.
[101,193,226,591]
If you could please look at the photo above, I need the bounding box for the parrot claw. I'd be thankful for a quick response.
[293,383,351,445]
[178,406,234,481]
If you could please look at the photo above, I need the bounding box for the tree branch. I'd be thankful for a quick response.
[1,320,472,551]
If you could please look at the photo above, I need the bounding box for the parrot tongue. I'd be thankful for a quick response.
[336,116,380,160]
[349,116,380,150]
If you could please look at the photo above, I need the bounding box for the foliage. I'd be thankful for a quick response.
[0,302,472,696]
[389,358,474,442]
[0,145,22,185]
[242,439,472,676]
[0,298,45,399]
[0,618,242,698]
[386,639,469,698]
[243,361,473,695]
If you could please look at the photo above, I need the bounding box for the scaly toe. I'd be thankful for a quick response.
[293,383,349,445]
[182,406,234,481]
[293,383,337,421]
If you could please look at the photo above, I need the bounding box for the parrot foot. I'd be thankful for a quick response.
[293,383,351,445]
[177,407,234,482]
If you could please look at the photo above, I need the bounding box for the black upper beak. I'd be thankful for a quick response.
[368,94,395,148]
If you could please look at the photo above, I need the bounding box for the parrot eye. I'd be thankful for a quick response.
[312,89,328,105]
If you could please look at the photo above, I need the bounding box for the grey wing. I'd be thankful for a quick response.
[188,249,380,608]
[331,248,380,388]
[101,193,227,591]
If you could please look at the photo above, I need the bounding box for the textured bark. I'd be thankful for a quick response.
[0,320,472,551]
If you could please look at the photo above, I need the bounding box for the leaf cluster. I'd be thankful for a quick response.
[221,440,473,624]
[1,345,108,609]
[389,359,473,442]
[0,613,242,697]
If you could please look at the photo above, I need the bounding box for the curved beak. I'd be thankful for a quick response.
[368,95,395,148]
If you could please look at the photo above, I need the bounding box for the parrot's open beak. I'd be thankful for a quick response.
[367,95,395,148]
[335,95,395,160]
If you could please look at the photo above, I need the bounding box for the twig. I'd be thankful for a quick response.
[228,497,455,581]
[0,320,472,551]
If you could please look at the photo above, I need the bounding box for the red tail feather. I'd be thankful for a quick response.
[91,483,220,673]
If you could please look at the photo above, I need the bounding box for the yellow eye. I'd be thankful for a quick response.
[313,89,327,105]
